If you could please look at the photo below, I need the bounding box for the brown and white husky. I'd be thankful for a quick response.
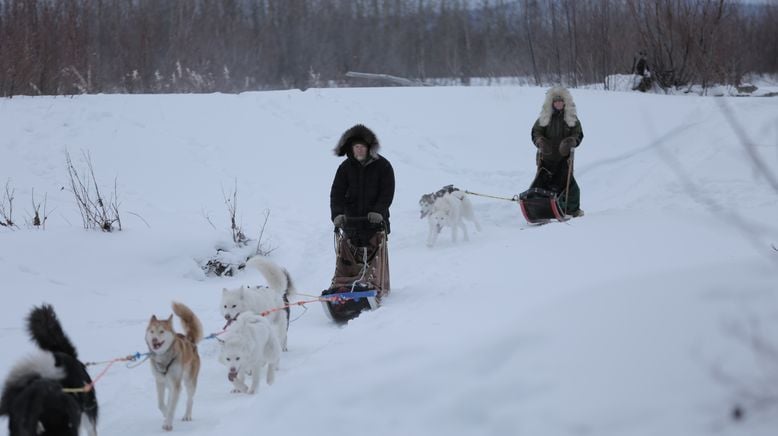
[145,302,203,431]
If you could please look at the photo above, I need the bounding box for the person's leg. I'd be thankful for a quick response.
[557,159,581,214]
[367,231,390,296]
[331,233,360,289]
[565,175,581,214]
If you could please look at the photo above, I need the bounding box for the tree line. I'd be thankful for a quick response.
[0,0,775,96]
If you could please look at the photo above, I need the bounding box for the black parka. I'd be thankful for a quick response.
[330,125,395,234]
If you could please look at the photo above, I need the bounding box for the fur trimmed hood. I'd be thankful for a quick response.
[333,124,381,159]
[537,86,578,128]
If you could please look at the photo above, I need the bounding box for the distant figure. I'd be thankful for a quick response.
[633,51,649,76]
[631,50,653,92]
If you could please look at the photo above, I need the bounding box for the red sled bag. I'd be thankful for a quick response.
[518,187,567,224]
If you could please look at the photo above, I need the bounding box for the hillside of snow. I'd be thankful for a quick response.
[1,86,777,436]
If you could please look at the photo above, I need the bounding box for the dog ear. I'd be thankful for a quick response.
[150,315,158,322]
[166,314,173,323]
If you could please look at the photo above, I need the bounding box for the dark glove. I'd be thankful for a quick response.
[367,212,383,224]
[559,137,577,157]
[333,214,346,227]
[535,137,552,156]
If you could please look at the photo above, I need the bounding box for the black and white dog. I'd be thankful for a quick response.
[419,185,481,247]
[419,184,459,219]
[0,304,98,436]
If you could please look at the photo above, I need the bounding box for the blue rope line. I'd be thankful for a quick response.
[326,290,377,300]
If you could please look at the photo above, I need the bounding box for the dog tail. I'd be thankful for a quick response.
[0,352,65,416]
[172,302,203,344]
[246,256,296,299]
[27,304,78,358]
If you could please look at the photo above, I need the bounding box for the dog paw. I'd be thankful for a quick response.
[162,423,173,431]
[182,414,192,422]
[247,388,256,394]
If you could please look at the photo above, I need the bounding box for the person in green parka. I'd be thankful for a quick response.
[530,86,584,217]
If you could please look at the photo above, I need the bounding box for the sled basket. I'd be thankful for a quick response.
[321,284,380,324]
[518,187,567,224]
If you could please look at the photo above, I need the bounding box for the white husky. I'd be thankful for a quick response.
[220,256,295,351]
[218,312,281,394]
[426,191,481,248]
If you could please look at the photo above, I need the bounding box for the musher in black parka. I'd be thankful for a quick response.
[329,124,395,292]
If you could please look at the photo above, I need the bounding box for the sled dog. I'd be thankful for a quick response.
[220,256,296,351]
[426,190,481,248]
[218,312,281,394]
[145,302,203,431]
[0,304,98,436]
[419,184,459,219]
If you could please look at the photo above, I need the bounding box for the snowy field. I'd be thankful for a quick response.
[1,85,777,435]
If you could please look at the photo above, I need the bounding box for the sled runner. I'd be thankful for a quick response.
[321,217,389,323]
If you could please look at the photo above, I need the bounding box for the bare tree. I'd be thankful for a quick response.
[0,0,776,94]
[28,188,50,230]
[255,208,277,256]
[0,179,17,228]
[524,0,542,86]
[202,183,276,277]
[563,0,580,87]
[65,150,122,232]
[222,180,248,247]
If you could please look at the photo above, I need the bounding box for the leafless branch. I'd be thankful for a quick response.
[222,180,247,246]
[28,188,50,230]
[255,208,277,256]
[111,178,122,231]
[126,211,151,228]
[65,150,122,232]
[651,111,778,263]
[712,316,778,420]
[716,100,778,194]
[202,208,218,231]
[0,179,18,229]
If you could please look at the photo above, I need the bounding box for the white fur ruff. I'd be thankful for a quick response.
[538,86,578,127]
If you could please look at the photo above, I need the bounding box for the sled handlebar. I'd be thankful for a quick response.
[334,216,386,232]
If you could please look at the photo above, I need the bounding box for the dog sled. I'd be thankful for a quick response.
[321,217,390,323]
[518,149,577,224]
[518,187,568,224]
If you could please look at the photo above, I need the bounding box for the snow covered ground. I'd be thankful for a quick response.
[1,85,777,436]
